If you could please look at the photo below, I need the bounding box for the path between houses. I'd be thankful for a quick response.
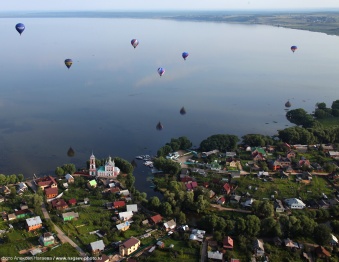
[41,202,89,259]
[210,204,252,214]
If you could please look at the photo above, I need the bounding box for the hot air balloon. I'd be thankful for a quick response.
[15,23,25,35]
[182,52,189,60]
[64,59,73,69]
[156,121,163,130]
[157,67,165,77]
[131,39,139,49]
[291,46,297,53]
[180,107,186,115]
[67,147,75,157]
[285,101,291,108]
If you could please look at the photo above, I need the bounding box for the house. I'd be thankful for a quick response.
[330,234,338,246]
[87,179,97,188]
[51,199,69,210]
[62,183,68,189]
[230,195,241,204]
[257,171,269,178]
[226,152,237,157]
[329,151,339,159]
[30,248,42,256]
[26,216,42,231]
[251,147,266,161]
[274,199,285,213]
[185,181,198,191]
[0,186,10,195]
[163,219,176,231]
[207,251,223,260]
[284,238,300,249]
[15,209,31,219]
[210,161,221,171]
[116,221,130,231]
[0,196,5,203]
[223,236,234,249]
[90,240,105,255]
[156,241,165,248]
[65,174,74,183]
[180,168,190,176]
[35,176,57,190]
[68,198,77,206]
[269,156,291,171]
[202,150,219,158]
[191,168,206,176]
[150,214,162,225]
[62,211,79,221]
[286,150,296,159]
[7,213,16,221]
[39,232,55,246]
[119,211,133,221]
[298,159,311,169]
[209,190,216,199]
[114,201,126,209]
[315,246,331,259]
[45,187,58,199]
[223,183,231,195]
[189,229,205,242]
[242,198,255,208]
[120,189,130,197]
[17,182,28,194]
[253,239,265,257]
[228,160,241,169]
[119,237,141,256]
[217,197,225,205]
[284,198,306,209]
[229,170,241,178]
[126,204,138,213]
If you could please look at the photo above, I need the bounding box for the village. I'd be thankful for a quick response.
[1,142,339,261]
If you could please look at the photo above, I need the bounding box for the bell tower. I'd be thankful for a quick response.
[89,152,96,176]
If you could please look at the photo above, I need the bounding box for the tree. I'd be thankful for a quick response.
[17,174,24,182]
[213,231,223,242]
[161,202,173,216]
[200,134,239,152]
[236,217,247,235]
[9,174,17,184]
[245,215,260,237]
[55,167,64,177]
[317,102,327,110]
[114,157,134,174]
[286,108,315,127]
[0,174,7,185]
[195,195,209,213]
[314,224,332,245]
[252,200,274,218]
[241,134,273,147]
[261,217,281,237]
[177,211,186,225]
[62,163,76,174]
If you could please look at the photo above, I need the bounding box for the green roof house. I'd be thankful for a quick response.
[39,232,55,246]
[62,211,79,221]
[87,179,97,188]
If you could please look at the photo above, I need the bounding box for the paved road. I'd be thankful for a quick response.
[200,240,207,262]
[210,204,252,213]
[41,202,89,259]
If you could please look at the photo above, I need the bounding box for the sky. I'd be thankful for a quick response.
[1,0,339,12]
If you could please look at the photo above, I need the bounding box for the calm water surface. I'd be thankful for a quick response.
[0,16,339,196]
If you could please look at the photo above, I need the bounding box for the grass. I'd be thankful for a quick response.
[232,175,333,202]
[318,117,339,127]
[37,243,80,258]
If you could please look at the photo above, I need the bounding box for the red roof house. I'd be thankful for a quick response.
[223,236,234,249]
[223,183,231,195]
[185,181,198,191]
[68,198,77,206]
[114,201,126,209]
[150,214,163,224]
[45,187,58,199]
[51,199,68,210]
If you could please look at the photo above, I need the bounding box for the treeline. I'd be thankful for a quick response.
[0,173,24,186]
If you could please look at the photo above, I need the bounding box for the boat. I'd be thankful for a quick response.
[135,156,143,160]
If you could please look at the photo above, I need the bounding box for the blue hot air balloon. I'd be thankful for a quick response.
[157,67,165,77]
[15,23,25,35]
[291,46,298,53]
[64,59,73,69]
[131,39,139,49]
[182,52,189,60]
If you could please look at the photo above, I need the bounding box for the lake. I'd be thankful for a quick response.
[0,14,339,197]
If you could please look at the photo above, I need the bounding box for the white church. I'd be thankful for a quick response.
[89,153,120,178]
